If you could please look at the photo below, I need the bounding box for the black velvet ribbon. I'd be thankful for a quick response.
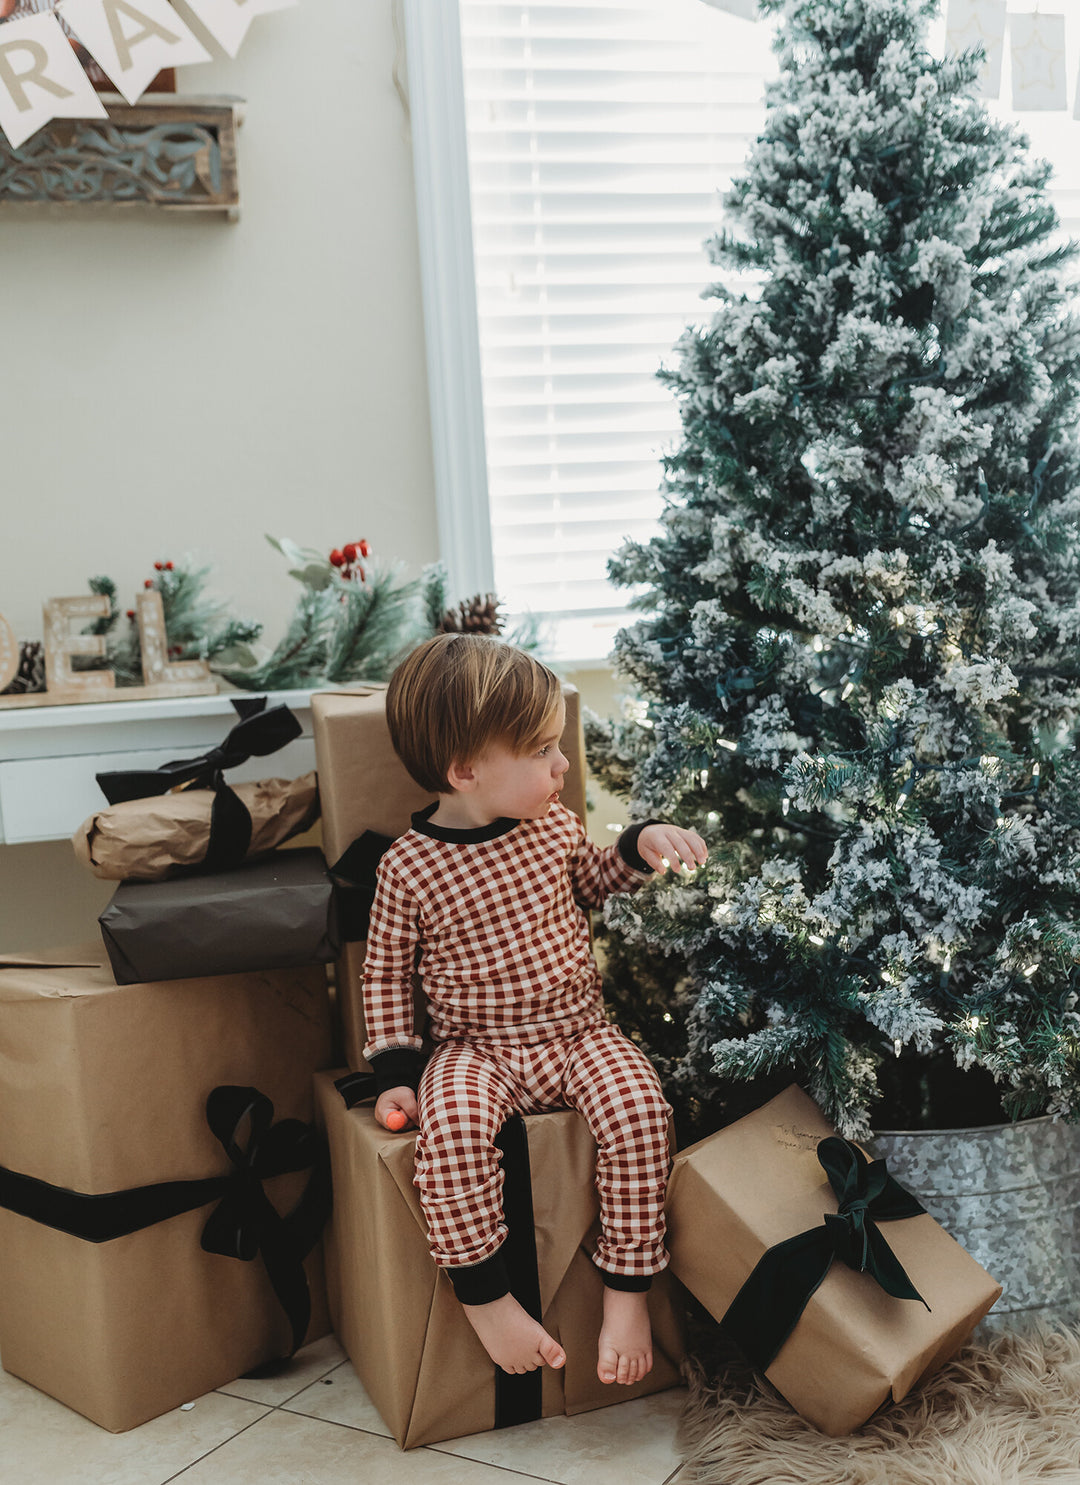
[719,1136,929,1372]
[0,1085,330,1358]
[335,1076,544,1429]
[329,831,395,942]
[95,697,303,871]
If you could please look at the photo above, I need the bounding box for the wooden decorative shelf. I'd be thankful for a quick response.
[0,94,242,215]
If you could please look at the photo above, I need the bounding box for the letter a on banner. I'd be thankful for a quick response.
[0,12,106,149]
[57,0,212,106]
[181,0,298,60]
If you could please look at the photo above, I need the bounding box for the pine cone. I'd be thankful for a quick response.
[2,639,45,695]
[439,594,503,635]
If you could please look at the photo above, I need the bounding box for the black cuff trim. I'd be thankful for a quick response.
[596,1265,653,1292]
[447,1249,511,1305]
[369,1047,425,1097]
[617,819,660,874]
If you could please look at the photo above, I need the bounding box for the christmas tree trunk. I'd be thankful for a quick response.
[600,0,1080,1138]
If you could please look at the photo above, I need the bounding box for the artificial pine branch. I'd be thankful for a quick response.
[323,561,427,684]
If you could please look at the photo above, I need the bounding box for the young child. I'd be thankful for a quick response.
[363,633,707,1385]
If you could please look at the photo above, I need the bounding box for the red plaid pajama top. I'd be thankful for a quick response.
[362,801,651,1061]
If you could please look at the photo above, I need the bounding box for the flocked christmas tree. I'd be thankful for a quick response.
[589,0,1080,1138]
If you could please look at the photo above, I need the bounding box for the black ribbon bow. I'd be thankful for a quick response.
[719,1136,929,1372]
[95,697,303,871]
[329,831,396,942]
[0,1084,330,1359]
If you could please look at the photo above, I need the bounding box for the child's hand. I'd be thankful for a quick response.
[375,1087,419,1132]
[636,823,708,875]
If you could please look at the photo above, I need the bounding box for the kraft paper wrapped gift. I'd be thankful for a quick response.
[73,771,320,881]
[78,696,317,881]
[314,1069,685,1449]
[98,846,339,984]
[311,684,589,1071]
[666,1084,1002,1436]
[0,947,335,1432]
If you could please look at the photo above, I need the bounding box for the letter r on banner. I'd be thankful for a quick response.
[0,39,73,109]
[0,13,106,149]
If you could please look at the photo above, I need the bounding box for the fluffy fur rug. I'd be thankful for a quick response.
[678,1322,1080,1485]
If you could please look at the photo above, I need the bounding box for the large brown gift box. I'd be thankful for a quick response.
[666,1084,1002,1436]
[314,1070,685,1449]
[311,684,589,1072]
[72,771,320,881]
[0,947,335,1432]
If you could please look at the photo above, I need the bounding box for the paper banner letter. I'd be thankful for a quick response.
[0,610,18,693]
[180,0,297,61]
[0,13,106,150]
[136,589,213,688]
[43,596,116,698]
[57,0,211,106]
[1010,12,1067,112]
[944,0,1006,99]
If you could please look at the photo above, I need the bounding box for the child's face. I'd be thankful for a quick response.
[468,702,570,821]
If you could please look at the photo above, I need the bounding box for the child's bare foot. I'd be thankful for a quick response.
[597,1287,653,1385]
[462,1293,566,1375]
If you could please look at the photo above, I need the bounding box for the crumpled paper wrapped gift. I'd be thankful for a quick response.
[73,770,319,881]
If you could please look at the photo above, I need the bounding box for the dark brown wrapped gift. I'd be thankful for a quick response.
[98,846,339,984]
[310,684,589,1071]
[315,1070,685,1449]
[0,947,335,1431]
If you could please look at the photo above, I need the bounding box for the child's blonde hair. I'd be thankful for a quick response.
[386,634,562,793]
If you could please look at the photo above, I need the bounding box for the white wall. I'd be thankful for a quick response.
[0,0,443,949]
[0,0,437,643]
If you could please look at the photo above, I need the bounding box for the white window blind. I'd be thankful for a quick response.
[458,0,778,663]
[448,1,1080,665]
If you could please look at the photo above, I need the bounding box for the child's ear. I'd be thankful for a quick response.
[446,758,477,792]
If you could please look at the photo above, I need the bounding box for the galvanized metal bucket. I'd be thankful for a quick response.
[869,1115,1080,1326]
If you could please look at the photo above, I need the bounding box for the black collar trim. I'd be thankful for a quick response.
[411,802,521,844]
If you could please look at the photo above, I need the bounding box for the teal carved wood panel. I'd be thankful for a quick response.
[0,95,240,213]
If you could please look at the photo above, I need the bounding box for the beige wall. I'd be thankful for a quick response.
[0,0,437,643]
[0,1,633,953]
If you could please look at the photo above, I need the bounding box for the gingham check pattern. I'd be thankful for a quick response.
[362,802,650,1058]
[415,1024,672,1278]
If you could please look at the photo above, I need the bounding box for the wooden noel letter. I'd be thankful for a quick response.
[135,589,214,692]
[43,595,116,698]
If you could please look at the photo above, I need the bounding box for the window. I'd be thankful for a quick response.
[404,1,1080,666]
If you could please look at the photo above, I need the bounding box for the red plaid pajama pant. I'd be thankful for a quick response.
[414,1021,671,1282]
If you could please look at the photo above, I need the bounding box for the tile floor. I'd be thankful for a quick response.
[2,1335,691,1485]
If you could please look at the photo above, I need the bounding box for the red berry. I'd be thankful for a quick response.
[329,549,345,567]
[144,578,154,588]
[165,561,174,571]
[126,609,135,620]
[154,561,163,571]
[342,542,357,563]
[359,539,371,557]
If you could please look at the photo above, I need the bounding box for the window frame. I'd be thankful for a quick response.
[402,0,496,604]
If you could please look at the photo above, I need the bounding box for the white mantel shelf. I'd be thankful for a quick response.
[0,688,320,845]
